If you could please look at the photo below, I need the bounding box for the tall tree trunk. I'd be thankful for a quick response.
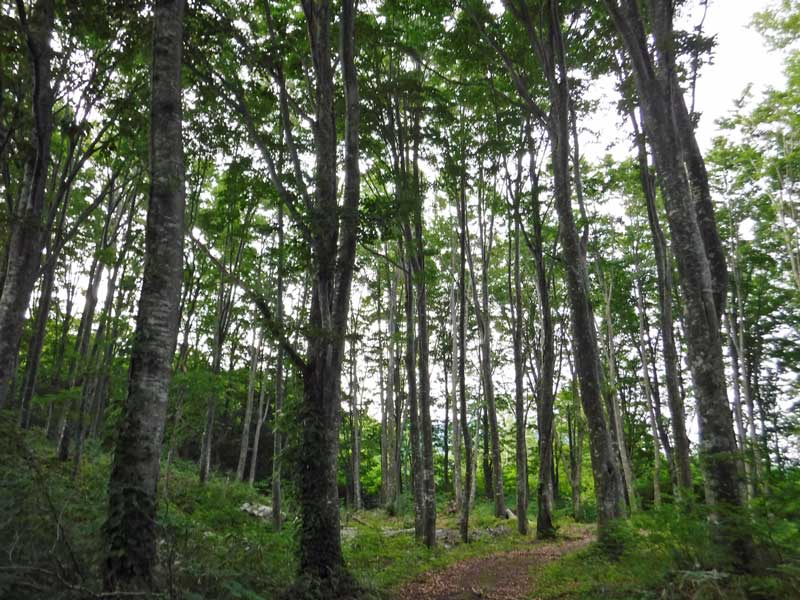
[57,253,104,459]
[725,311,750,500]
[635,267,661,506]
[465,187,505,518]
[378,268,388,505]
[631,105,692,492]
[522,126,557,538]
[411,136,436,546]
[458,162,473,543]
[385,264,399,511]
[18,257,56,427]
[294,0,360,584]
[402,238,424,538]
[604,0,749,567]
[600,275,638,512]
[249,364,269,487]
[510,218,528,535]
[348,320,362,510]
[0,0,55,408]
[272,206,285,530]
[103,0,186,590]
[449,229,463,511]
[498,0,626,544]
[236,334,260,481]
[563,359,585,521]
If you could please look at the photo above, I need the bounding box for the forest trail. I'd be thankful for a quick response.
[393,523,593,600]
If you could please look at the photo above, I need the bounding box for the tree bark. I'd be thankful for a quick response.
[449,227,463,511]
[458,162,473,543]
[272,205,284,530]
[0,0,55,408]
[103,0,186,590]
[401,237,424,538]
[631,105,692,491]
[604,0,749,567]
[236,335,260,481]
[294,0,360,584]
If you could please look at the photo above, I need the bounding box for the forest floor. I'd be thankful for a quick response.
[393,522,594,600]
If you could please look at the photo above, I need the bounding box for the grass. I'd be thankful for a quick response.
[2,413,799,600]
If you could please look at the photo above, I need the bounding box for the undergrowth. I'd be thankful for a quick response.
[2,413,798,599]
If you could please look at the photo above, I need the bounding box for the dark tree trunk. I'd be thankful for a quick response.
[103,0,186,591]
[526,130,556,539]
[0,0,55,408]
[18,258,56,427]
[295,0,360,586]
[402,238,424,538]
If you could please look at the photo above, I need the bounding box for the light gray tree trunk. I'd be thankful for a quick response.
[605,0,749,567]
[103,0,186,590]
[236,334,260,481]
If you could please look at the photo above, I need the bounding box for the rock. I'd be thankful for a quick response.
[240,502,286,522]
[505,508,517,520]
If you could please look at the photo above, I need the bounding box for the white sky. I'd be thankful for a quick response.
[582,0,785,164]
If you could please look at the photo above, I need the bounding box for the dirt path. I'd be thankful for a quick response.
[394,524,594,600]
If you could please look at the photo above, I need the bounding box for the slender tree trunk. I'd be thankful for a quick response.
[510,219,528,535]
[402,239,424,538]
[348,322,362,510]
[236,335,260,481]
[631,105,692,491]
[449,233,463,510]
[601,278,638,512]
[378,268,388,505]
[272,206,284,530]
[635,269,661,506]
[502,0,626,543]
[733,262,761,495]
[725,312,750,500]
[249,365,268,487]
[522,126,557,538]
[458,163,473,543]
[465,191,505,518]
[411,150,436,546]
[18,258,56,427]
[385,264,399,511]
[0,0,55,408]
[103,0,186,590]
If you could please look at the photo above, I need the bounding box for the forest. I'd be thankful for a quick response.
[0,0,799,598]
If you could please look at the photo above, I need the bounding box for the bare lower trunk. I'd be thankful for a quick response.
[510,221,528,535]
[458,165,473,544]
[385,265,399,511]
[402,239,424,538]
[449,233,463,510]
[601,284,637,512]
[631,105,692,492]
[249,367,268,487]
[236,337,260,481]
[103,0,186,590]
[272,205,284,529]
[18,258,56,427]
